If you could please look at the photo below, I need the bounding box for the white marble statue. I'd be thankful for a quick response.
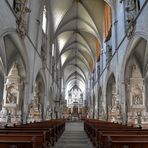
[46,106,52,120]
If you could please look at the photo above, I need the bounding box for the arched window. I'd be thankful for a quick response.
[104,3,112,41]
[42,5,47,33]
[51,44,55,78]
[52,44,55,57]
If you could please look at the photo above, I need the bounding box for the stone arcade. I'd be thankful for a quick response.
[0,0,148,128]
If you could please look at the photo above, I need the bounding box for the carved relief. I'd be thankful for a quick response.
[5,84,18,104]
[132,84,143,105]
[14,0,31,38]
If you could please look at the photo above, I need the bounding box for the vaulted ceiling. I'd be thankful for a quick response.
[49,0,105,93]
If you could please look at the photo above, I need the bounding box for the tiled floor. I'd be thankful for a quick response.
[55,121,93,148]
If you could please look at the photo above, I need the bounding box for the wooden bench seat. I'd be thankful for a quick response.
[0,141,35,148]
[0,128,55,147]
[0,134,40,148]
[84,119,148,148]
[101,135,148,148]
[0,119,65,148]
[84,120,140,146]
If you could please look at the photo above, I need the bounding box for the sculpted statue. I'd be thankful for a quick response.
[125,0,137,23]
[6,84,18,104]
[124,0,137,38]
[108,105,112,119]
[114,100,121,115]
[14,0,31,38]
[111,93,116,108]
[46,107,52,120]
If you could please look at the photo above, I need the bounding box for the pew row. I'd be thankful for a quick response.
[0,119,65,148]
[84,119,148,148]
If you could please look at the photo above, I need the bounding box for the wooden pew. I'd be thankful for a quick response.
[0,139,35,148]
[101,135,148,148]
[0,135,39,148]
[84,119,139,146]
[84,119,148,148]
[0,130,49,147]
[0,119,65,148]
[13,119,65,140]
[0,127,55,147]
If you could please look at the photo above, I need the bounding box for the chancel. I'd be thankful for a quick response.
[0,0,148,148]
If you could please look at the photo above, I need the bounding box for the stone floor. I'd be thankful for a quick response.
[55,121,93,148]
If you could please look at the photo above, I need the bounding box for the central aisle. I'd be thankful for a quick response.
[55,121,93,148]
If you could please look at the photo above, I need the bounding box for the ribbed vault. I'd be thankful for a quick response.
[49,0,104,100]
